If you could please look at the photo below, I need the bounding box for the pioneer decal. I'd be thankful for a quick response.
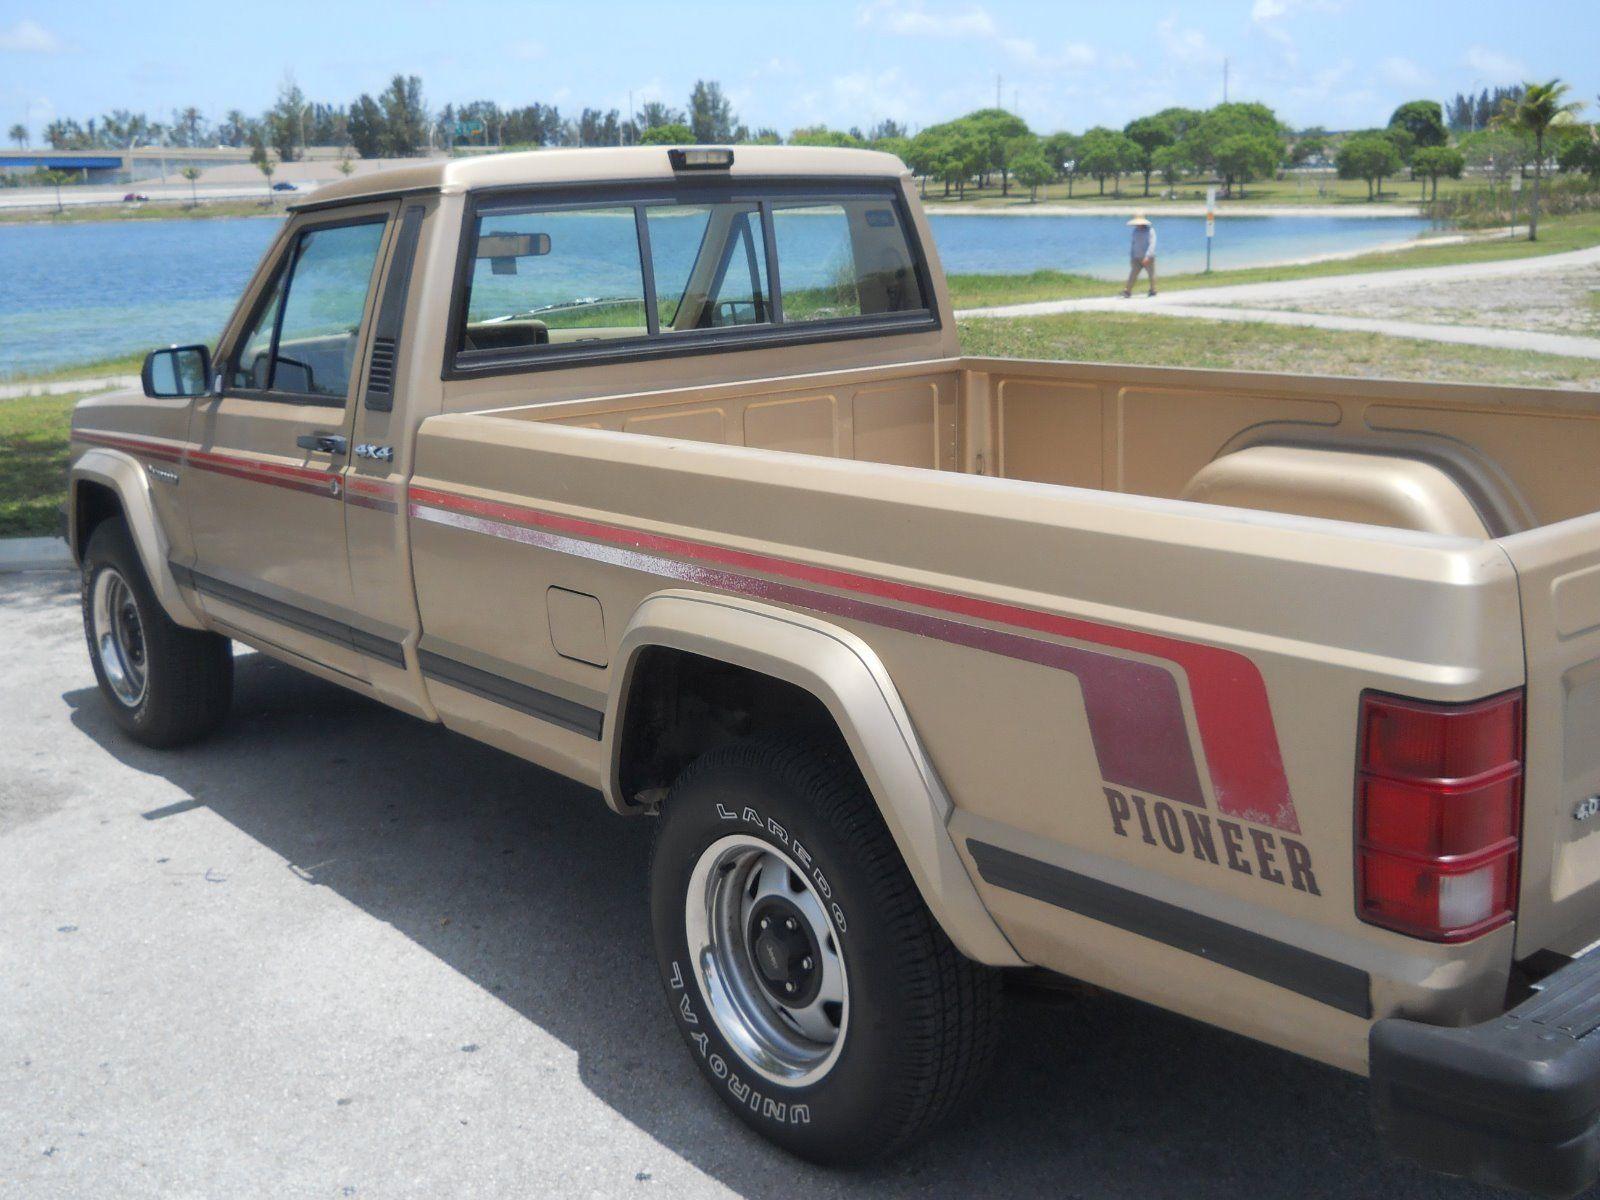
[1104,786,1321,895]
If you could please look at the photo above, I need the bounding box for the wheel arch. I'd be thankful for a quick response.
[71,450,204,629]
[605,590,1023,967]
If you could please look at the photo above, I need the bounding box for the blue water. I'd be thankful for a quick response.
[0,212,1434,377]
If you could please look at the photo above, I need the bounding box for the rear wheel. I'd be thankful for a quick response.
[650,732,1000,1164]
[81,518,233,747]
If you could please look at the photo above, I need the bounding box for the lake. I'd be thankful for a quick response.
[0,211,1434,377]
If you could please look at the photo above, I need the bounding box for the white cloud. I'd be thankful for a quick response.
[1379,55,1430,90]
[0,19,62,53]
[1156,17,1215,65]
[507,40,544,61]
[1463,46,1527,82]
[1251,0,1287,18]
[857,1,996,38]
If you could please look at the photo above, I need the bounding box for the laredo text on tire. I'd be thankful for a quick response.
[649,732,1000,1164]
[80,517,233,747]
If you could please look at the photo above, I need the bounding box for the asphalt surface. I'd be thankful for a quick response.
[1,572,1521,1199]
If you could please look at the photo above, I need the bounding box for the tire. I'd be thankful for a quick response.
[650,732,1000,1165]
[81,517,233,747]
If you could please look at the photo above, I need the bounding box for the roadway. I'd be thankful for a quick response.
[0,571,1513,1199]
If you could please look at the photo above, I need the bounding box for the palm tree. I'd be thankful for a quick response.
[8,123,26,148]
[180,165,202,207]
[1494,78,1585,240]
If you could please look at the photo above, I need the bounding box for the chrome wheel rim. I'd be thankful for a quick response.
[92,568,147,707]
[685,833,849,1086]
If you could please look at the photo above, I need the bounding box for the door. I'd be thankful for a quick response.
[184,203,395,679]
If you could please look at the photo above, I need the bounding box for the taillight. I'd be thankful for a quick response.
[1356,690,1523,941]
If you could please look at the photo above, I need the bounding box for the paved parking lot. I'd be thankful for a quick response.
[1,572,1510,1199]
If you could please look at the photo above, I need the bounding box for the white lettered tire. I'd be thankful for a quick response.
[650,732,1000,1163]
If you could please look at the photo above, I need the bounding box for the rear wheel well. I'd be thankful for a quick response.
[616,647,849,808]
[73,480,123,561]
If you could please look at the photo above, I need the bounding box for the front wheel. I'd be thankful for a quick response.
[81,517,233,747]
[650,733,1000,1164]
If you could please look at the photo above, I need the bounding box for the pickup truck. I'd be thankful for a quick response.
[67,145,1600,1193]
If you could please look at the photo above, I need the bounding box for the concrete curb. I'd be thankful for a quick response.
[0,375,138,401]
[0,537,74,573]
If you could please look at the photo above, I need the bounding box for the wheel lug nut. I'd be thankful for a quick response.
[785,918,797,931]
[802,956,813,971]
[759,917,769,929]
[784,982,795,994]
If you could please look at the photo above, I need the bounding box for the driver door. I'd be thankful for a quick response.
[183,202,395,680]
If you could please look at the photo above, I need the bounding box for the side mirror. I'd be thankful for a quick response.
[142,344,212,399]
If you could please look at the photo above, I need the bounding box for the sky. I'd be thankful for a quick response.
[2,0,1597,141]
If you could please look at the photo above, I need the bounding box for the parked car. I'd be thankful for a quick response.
[270,181,296,192]
[65,145,1600,1196]
[121,192,148,202]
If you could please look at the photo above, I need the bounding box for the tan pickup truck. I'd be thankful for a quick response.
[66,145,1600,1193]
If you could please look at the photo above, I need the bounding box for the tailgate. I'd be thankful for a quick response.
[1502,511,1600,956]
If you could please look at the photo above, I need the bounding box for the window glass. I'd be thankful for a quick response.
[771,199,925,322]
[231,261,288,389]
[460,206,647,353]
[270,222,387,398]
[646,201,771,332]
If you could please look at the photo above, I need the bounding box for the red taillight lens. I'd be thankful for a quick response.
[1356,690,1523,942]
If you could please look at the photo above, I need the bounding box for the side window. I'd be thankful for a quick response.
[459,206,647,353]
[772,200,926,322]
[229,219,387,400]
[646,201,771,332]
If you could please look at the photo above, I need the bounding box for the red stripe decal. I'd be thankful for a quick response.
[410,485,1298,832]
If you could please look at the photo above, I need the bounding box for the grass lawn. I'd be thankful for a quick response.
[0,198,288,226]
[945,210,1600,309]
[0,353,145,386]
[0,392,77,537]
[958,311,1600,390]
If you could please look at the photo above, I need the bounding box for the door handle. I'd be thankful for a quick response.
[295,432,348,455]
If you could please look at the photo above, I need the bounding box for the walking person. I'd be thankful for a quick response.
[1122,212,1157,298]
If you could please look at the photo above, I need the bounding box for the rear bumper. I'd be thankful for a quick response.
[1371,949,1600,1198]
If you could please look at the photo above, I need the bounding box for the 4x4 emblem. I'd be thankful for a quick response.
[1575,796,1600,823]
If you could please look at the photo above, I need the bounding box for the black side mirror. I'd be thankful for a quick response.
[142,344,212,398]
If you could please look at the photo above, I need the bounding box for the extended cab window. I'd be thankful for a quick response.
[230,218,387,400]
[461,205,648,353]
[451,185,932,373]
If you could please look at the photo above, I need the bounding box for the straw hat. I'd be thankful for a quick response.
[1126,211,1152,226]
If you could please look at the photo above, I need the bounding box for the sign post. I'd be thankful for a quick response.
[1205,186,1217,273]
[1510,171,1522,240]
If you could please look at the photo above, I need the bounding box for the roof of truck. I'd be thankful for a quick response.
[290,145,911,210]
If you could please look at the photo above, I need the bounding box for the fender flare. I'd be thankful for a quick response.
[604,590,1024,968]
[71,449,204,630]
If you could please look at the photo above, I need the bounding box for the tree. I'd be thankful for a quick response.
[688,80,736,143]
[1124,115,1175,196]
[347,94,385,158]
[1213,133,1279,198]
[336,154,355,177]
[1151,143,1187,192]
[1076,127,1140,195]
[218,110,251,148]
[1290,128,1327,164]
[180,165,202,207]
[871,134,911,161]
[1494,78,1585,240]
[1557,125,1600,180]
[1459,127,1531,183]
[7,123,25,148]
[1184,102,1284,194]
[635,101,684,131]
[170,106,207,149]
[1388,100,1448,149]
[40,168,70,213]
[250,140,277,201]
[1410,145,1464,201]
[639,122,693,145]
[1335,133,1403,200]
[379,74,428,157]
[962,108,1030,194]
[1010,148,1054,201]
[1382,125,1417,165]
[789,126,865,148]
[269,78,307,162]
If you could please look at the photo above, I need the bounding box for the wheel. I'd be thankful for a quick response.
[650,732,1000,1164]
[81,517,233,747]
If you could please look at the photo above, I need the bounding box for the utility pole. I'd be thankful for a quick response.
[1223,58,1230,104]
[996,74,1002,109]
[627,90,633,145]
